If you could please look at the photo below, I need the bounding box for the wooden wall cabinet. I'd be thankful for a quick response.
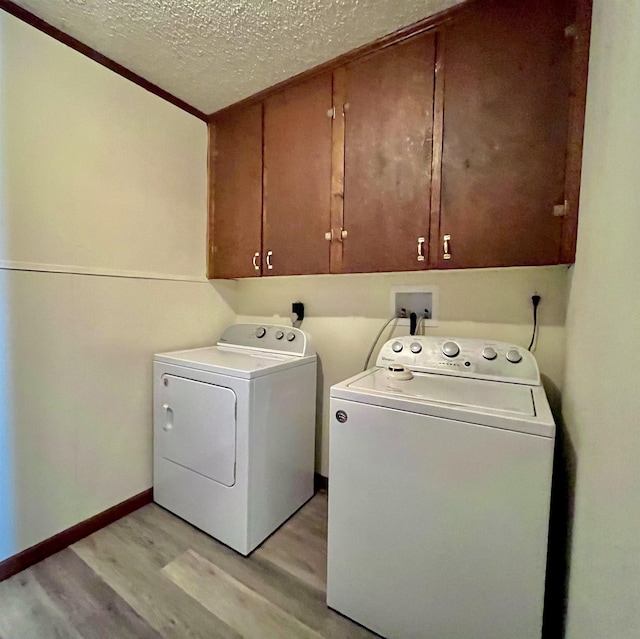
[337,34,436,274]
[210,76,333,279]
[431,0,578,269]
[263,74,333,276]
[209,103,262,279]
[208,0,589,280]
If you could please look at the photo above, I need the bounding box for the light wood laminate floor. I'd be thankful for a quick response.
[0,493,379,639]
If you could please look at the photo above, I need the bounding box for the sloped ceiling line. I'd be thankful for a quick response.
[0,0,208,120]
[4,0,466,116]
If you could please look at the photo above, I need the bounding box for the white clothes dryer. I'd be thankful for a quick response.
[153,323,316,555]
[327,335,555,639]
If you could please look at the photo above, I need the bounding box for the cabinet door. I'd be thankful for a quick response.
[263,74,332,276]
[434,0,573,268]
[340,34,436,273]
[210,103,263,279]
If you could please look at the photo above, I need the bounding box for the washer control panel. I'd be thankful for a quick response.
[377,336,539,385]
[217,324,312,357]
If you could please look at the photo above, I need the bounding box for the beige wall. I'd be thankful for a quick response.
[0,12,234,561]
[0,13,205,279]
[563,2,640,637]
[236,265,569,475]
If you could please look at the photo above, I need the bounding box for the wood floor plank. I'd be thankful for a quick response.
[0,568,85,639]
[72,526,242,639]
[30,548,163,639]
[163,549,324,639]
[0,493,378,639]
[132,501,377,638]
[254,492,328,591]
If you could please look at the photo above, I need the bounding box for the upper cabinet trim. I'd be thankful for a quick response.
[559,0,593,263]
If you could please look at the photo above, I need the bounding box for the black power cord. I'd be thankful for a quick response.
[528,295,541,351]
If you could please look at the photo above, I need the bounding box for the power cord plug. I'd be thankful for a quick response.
[291,301,304,328]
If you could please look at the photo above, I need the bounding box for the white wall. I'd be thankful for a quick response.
[0,12,234,561]
[563,2,640,637]
[235,265,569,475]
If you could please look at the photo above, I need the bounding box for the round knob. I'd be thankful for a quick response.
[410,342,422,354]
[256,327,266,338]
[482,347,498,361]
[391,341,403,353]
[286,332,296,342]
[506,349,523,363]
[275,330,284,340]
[442,341,460,358]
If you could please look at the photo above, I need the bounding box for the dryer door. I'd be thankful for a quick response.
[159,375,237,487]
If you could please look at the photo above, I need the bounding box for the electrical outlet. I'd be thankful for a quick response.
[390,286,439,326]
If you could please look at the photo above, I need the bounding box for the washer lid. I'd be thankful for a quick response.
[332,369,554,438]
[154,345,314,379]
[348,369,535,416]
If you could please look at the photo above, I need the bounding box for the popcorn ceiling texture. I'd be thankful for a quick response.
[10,0,465,114]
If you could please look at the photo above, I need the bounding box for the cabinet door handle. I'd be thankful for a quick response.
[266,250,273,270]
[417,237,425,262]
[326,229,349,242]
[252,252,260,271]
[443,234,451,260]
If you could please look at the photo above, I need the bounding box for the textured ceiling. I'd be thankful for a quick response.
[9,0,466,114]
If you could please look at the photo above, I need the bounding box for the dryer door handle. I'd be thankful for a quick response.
[163,404,173,431]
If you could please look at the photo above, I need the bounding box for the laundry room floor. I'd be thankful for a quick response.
[0,492,378,639]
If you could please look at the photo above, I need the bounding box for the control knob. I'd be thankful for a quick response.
[506,349,522,363]
[391,341,403,353]
[410,342,422,354]
[256,327,266,338]
[442,341,460,358]
[286,332,296,342]
[482,347,498,361]
[275,330,284,340]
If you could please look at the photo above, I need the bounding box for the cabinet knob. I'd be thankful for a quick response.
[417,237,425,262]
[553,200,568,217]
[252,252,260,271]
[443,234,451,260]
[266,250,273,270]
[325,229,348,242]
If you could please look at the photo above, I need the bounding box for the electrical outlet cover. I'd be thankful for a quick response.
[390,286,439,326]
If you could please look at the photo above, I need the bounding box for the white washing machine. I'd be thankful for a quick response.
[327,335,555,639]
[153,323,317,555]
